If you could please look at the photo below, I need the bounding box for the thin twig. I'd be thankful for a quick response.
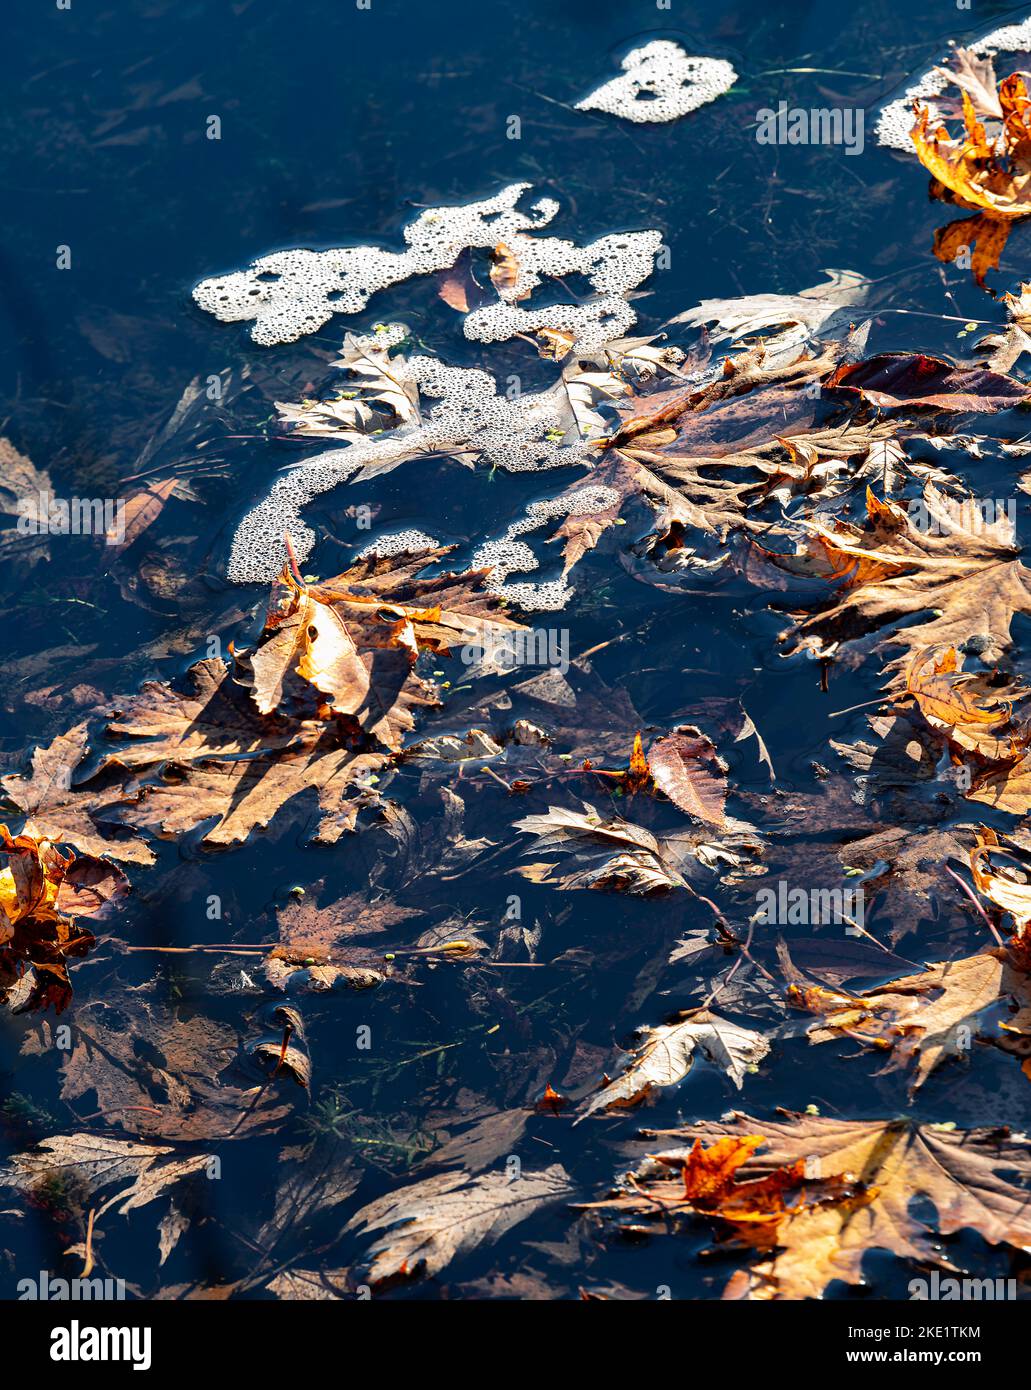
[943,864,1004,947]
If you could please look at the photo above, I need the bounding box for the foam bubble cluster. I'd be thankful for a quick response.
[355,528,441,559]
[203,188,674,584]
[576,40,737,124]
[226,342,619,583]
[471,484,621,611]
[875,15,1031,151]
[466,229,663,352]
[194,184,555,346]
[194,183,661,352]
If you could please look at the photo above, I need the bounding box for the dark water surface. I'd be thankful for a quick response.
[2,0,1031,1302]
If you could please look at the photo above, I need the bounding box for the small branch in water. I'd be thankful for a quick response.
[122,942,542,968]
[125,944,268,956]
[82,1207,96,1278]
[272,1022,294,1079]
[943,864,1004,947]
[837,908,894,955]
[828,696,892,719]
[283,531,306,586]
[479,764,515,792]
[77,1105,163,1121]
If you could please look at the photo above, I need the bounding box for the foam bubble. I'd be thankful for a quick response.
[470,484,621,611]
[576,40,737,124]
[195,184,661,352]
[226,343,622,583]
[194,184,556,346]
[355,528,441,559]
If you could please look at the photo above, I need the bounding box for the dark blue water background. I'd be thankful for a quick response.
[1,0,1030,1300]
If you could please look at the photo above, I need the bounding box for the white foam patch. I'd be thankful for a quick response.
[226,343,618,583]
[194,184,555,345]
[470,484,621,611]
[875,15,1031,151]
[576,40,737,124]
[194,184,661,352]
[355,528,441,559]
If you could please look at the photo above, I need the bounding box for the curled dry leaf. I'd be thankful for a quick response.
[910,74,1031,285]
[249,580,370,718]
[764,485,1031,675]
[900,644,1021,756]
[514,802,688,894]
[577,1010,769,1122]
[593,1112,1031,1298]
[968,827,1031,964]
[249,1004,312,1089]
[489,241,524,299]
[966,729,1031,818]
[936,47,1005,122]
[791,949,1018,1088]
[917,69,1031,286]
[0,825,129,1012]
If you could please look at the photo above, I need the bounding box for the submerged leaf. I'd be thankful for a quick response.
[345,1163,574,1283]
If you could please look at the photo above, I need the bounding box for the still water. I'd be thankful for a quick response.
[1,0,1030,1300]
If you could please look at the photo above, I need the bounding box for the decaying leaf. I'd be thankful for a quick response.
[1,546,524,853]
[514,802,688,894]
[0,825,129,1012]
[266,1268,353,1300]
[277,332,421,441]
[978,280,1031,370]
[577,1010,769,1121]
[13,144,1031,1310]
[647,727,728,825]
[765,485,1031,676]
[56,997,293,1140]
[275,882,421,954]
[825,354,1027,411]
[0,1133,215,1267]
[1,723,154,866]
[0,1132,213,1213]
[546,455,637,576]
[791,949,1018,1087]
[345,1163,574,1283]
[591,1112,1031,1297]
[670,269,871,351]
